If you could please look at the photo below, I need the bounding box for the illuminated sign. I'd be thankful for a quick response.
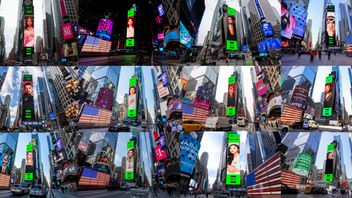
[180,134,200,175]
[157,32,165,40]
[127,77,137,118]
[125,140,135,180]
[226,7,238,51]
[261,22,274,37]
[0,144,14,175]
[22,74,35,122]
[24,16,34,48]
[78,167,110,189]
[61,23,74,40]
[226,133,241,185]
[158,4,164,16]
[322,74,335,117]
[292,152,312,176]
[324,143,334,182]
[126,38,135,47]
[96,18,113,41]
[180,21,194,49]
[155,145,167,161]
[81,36,112,53]
[254,0,265,19]
[325,6,336,46]
[157,81,170,98]
[226,76,237,117]
[281,6,296,39]
[25,143,34,182]
[63,42,78,57]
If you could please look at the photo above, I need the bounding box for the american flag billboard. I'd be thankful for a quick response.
[78,105,112,128]
[81,35,112,53]
[281,171,300,189]
[78,167,110,189]
[182,104,209,123]
[246,152,281,196]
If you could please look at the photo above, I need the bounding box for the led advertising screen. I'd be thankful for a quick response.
[226,7,238,51]
[180,133,200,175]
[157,32,165,40]
[180,21,194,49]
[96,18,113,41]
[61,22,74,40]
[0,144,13,175]
[281,6,296,39]
[289,5,308,38]
[158,4,165,16]
[226,76,237,117]
[254,0,265,19]
[125,140,135,180]
[55,139,63,151]
[81,36,112,53]
[155,145,167,161]
[292,152,312,177]
[25,143,34,182]
[128,77,137,118]
[326,6,336,46]
[346,34,352,54]
[194,85,213,110]
[324,143,334,182]
[261,22,274,37]
[78,105,112,128]
[266,38,281,51]
[153,66,162,77]
[159,136,166,147]
[289,85,310,110]
[157,81,170,98]
[22,74,35,122]
[160,72,169,85]
[256,79,268,96]
[78,167,110,189]
[163,29,179,47]
[24,16,34,47]
[322,75,335,117]
[63,42,78,57]
[226,133,241,185]
[126,16,135,38]
[258,40,267,52]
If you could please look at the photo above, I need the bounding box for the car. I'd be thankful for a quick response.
[11,183,30,195]
[281,184,298,194]
[120,182,130,191]
[310,187,328,194]
[183,121,205,132]
[303,120,319,130]
[204,117,231,131]
[108,123,130,132]
[213,191,229,198]
[329,120,341,126]
[30,185,47,197]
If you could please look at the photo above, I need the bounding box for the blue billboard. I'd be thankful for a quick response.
[289,4,308,38]
[261,22,274,37]
[258,40,267,52]
[255,0,265,19]
[180,133,200,175]
[180,21,194,49]
[163,29,179,47]
[266,38,281,51]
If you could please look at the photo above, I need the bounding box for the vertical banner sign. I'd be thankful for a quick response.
[226,76,237,116]
[25,143,34,181]
[128,77,137,118]
[322,75,335,117]
[24,16,34,57]
[22,74,35,123]
[324,143,334,182]
[226,7,238,51]
[126,7,135,47]
[326,5,336,47]
[125,140,135,180]
[226,133,241,185]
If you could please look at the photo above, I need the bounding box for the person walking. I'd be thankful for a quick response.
[310,50,314,63]
[318,50,322,60]
[328,51,331,60]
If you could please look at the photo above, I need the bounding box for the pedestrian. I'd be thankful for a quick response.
[206,192,209,198]
[310,51,314,63]
[328,51,331,60]
[225,56,229,65]
[319,50,322,60]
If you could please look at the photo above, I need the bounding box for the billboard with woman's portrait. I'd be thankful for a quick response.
[226,133,241,185]
[24,16,34,47]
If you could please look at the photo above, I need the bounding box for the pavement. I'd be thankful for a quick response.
[152,56,183,66]
[281,53,352,66]
[232,124,255,132]
[0,189,75,198]
[257,124,342,132]
[283,192,350,198]
[79,55,151,65]
[77,189,156,198]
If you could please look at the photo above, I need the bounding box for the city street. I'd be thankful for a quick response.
[282,193,339,197]
[152,56,182,66]
[77,189,156,198]
[78,55,139,65]
[232,123,255,132]
[79,126,147,133]
[282,54,352,66]
[0,190,76,198]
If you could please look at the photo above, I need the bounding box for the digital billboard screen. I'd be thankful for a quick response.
[266,38,281,51]
[324,143,334,182]
[0,144,13,175]
[160,72,169,85]
[226,76,237,117]
[158,4,165,16]
[157,81,170,98]
[281,6,296,39]
[81,36,112,53]
[292,152,312,177]
[78,167,110,189]
[289,85,310,110]
[326,6,336,46]
[180,21,194,49]
[61,22,74,40]
[258,40,267,52]
[155,145,167,161]
[226,133,241,185]
[163,29,179,47]
[63,42,78,57]
[256,79,268,96]
[261,22,274,37]
[96,18,113,40]
[125,140,135,180]
[128,77,137,118]
[290,5,308,38]
[194,85,213,110]
[24,16,34,47]
[78,105,112,128]
[126,16,135,38]
[180,133,200,175]
[22,74,35,122]
[226,7,238,51]
[322,75,335,117]
[25,143,34,182]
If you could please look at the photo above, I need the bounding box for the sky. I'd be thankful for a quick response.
[115,66,156,122]
[0,67,44,127]
[14,133,51,186]
[215,66,254,119]
[198,131,248,187]
[311,66,352,115]
[196,0,280,46]
[0,0,44,58]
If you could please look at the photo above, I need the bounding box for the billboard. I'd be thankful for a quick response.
[125,140,135,180]
[96,18,113,40]
[78,105,112,128]
[194,85,213,110]
[55,139,63,151]
[126,7,135,47]
[266,38,281,51]
[157,81,170,98]
[63,42,78,57]
[324,143,334,182]
[155,145,167,161]
[281,6,296,39]
[22,74,35,122]
[160,101,168,116]
[226,133,240,185]
[346,34,352,54]
[255,79,268,96]
[180,21,194,49]
[0,144,13,175]
[128,77,137,118]
[157,32,165,40]
[226,7,238,51]
[25,143,34,181]
[160,72,169,85]
[226,76,237,117]
[78,167,110,189]
[159,136,166,147]
[261,22,274,37]
[81,35,112,53]
[157,4,164,16]
[292,152,312,177]
[163,29,179,47]
[289,5,308,38]
[61,23,74,40]
[24,16,34,47]
[289,85,310,110]
[322,74,335,117]
[254,0,265,19]
[153,66,162,77]
[180,133,200,175]
[326,5,336,46]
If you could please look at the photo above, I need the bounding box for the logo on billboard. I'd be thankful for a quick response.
[125,140,135,180]
[128,77,137,118]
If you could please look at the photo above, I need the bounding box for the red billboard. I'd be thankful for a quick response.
[61,23,74,40]
[155,145,167,161]
[256,79,268,96]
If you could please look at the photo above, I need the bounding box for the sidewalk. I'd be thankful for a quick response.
[51,190,77,198]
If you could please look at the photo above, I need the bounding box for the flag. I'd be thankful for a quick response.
[282,171,301,189]
[78,105,112,128]
[281,105,303,124]
[182,104,209,123]
[81,35,111,53]
[246,153,281,196]
[78,168,110,188]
